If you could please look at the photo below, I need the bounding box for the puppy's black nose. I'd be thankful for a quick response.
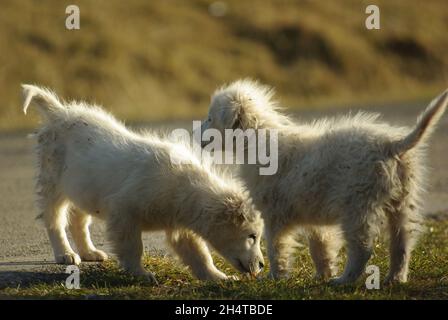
[259,261,264,270]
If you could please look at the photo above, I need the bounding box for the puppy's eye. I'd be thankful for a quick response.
[249,234,256,241]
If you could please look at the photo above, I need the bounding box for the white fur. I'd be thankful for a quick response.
[22,84,264,283]
[203,79,448,284]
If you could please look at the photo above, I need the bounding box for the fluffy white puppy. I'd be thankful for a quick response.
[22,84,264,283]
[201,79,448,284]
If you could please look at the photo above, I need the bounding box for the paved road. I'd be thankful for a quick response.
[1,102,447,288]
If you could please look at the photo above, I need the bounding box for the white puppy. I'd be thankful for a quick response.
[201,79,448,284]
[22,84,264,283]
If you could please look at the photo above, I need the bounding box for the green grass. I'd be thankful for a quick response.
[1,220,447,300]
[1,0,448,131]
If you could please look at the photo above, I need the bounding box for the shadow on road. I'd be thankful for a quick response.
[0,269,67,289]
[0,261,152,290]
[0,261,56,267]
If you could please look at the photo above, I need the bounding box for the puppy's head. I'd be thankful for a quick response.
[204,190,265,277]
[201,79,277,137]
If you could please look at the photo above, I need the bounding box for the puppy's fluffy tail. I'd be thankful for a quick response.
[22,84,65,121]
[393,90,448,155]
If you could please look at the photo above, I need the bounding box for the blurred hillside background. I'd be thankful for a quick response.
[1,0,448,131]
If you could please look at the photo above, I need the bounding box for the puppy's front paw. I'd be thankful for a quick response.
[314,266,338,280]
[383,273,407,285]
[140,271,158,285]
[80,249,108,262]
[199,270,229,281]
[56,252,81,265]
[269,270,289,280]
[125,265,159,285]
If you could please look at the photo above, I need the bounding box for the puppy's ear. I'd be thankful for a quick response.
[224,196,248,224]
[219,103,242,130]
[229,97,259,130]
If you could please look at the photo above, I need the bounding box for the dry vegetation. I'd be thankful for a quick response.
[1,0,448,131]
[1,220,447,299]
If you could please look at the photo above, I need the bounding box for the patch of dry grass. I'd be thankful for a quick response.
[1,0,448,131]
[1,220,447,300]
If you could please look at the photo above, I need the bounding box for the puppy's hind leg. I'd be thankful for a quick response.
[107,211,157,284]
[38,196,81,265]
[331,216,376,285]
[384,205,421,284]
[68,207,108,262]
[307,226,342,279]
[166,229,229,281]
[35,130,80,264]
[265,218,295,279]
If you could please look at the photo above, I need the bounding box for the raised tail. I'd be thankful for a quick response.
[22,84,65,120]
[393,90,448,155]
